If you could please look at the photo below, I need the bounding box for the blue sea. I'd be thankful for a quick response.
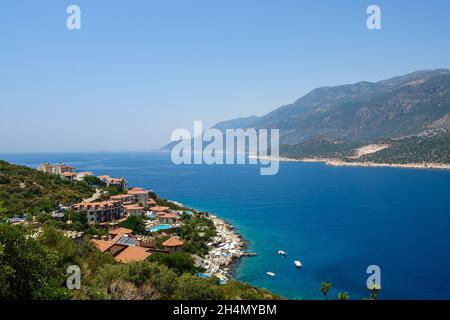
[1,152,450,300]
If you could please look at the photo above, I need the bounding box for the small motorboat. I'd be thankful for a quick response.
[294,260,302,268]
[278,250,287,256]
[266,272,276,277]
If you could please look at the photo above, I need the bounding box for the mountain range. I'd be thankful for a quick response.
[165,69,450,164]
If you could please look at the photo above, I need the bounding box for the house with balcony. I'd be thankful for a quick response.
[127,187,150,208]
[110,194,133,204]
[157,212,179,225]
[38,163,75,175]
[123,204,146,218]
[98,175,128,190]
[61,172,77,181]
[73,200,123,225]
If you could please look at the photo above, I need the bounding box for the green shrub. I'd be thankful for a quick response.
[149,252,199,275]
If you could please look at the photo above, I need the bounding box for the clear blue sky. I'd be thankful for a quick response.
[1,0,449,152]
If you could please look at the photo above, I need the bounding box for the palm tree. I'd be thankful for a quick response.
[320,282,332,300]
[368,285,381,300]
[337,292,349,300]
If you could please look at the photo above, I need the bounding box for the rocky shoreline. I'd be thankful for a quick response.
[255,156,450,170]
[300,158,450,170]
[199,214,248,283]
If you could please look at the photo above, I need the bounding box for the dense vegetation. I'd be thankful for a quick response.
[82,176,106,187]
[148,191,190,211]
[0,161,92,217]
[279,131,450,165]
[359,132,450,164]
[119,216,146,234]
[149,252,200,275]
[0,224,69,299]
[178,213,216,257]
[280,136,363,159]
[0,221,280,300]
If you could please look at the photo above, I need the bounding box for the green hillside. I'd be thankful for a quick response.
[359,132,450,164]
[280,136,363,159]
[0,160,93,216]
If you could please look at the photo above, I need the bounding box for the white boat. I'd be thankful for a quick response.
[266,272,276,277]
[278,250,287,256]
[294,260,302,268]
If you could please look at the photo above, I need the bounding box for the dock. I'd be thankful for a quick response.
[241,252,257,257]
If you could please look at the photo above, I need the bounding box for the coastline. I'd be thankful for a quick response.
[5,154,450,299]
[145,197,247,283]
[2,157,251,288]
[164,198,248,282]
[256,156,450,170]
[200,213,248,283]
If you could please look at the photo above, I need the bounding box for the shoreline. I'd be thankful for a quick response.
[201,213,248,283]
[167,199,248,283]
[256,156,450,170]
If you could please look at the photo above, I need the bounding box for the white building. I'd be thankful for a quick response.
[38,163,75,175]
[127,187,149,208]
[124,204,146,218]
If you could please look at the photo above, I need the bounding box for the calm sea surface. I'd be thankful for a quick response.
[1,152,450,300]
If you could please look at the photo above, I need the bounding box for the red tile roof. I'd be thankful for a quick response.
[73,200,121,210]
[127,189,149,195]
[78,171,93,176]
[162,237,184,247]
[91,233,128,252]
[124,204,145,211]
[150,206,170,212]
[159,213,178,219]
[91,239,115,252]
[62,172,77,177]
[110,194,132,200]
[109,227,133,236]
[114,246,152,263]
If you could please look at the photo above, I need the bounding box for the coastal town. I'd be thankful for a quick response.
[24,163,247,284]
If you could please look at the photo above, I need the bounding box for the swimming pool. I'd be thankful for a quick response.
[195,273,226,285]
[147,224,172,232]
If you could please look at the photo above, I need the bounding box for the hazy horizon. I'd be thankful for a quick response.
[2,0,450,152]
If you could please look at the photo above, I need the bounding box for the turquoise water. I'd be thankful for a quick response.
[148,224,172,232]
[2,152,450,300]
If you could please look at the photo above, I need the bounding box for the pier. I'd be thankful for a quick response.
[241,252,257,257]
